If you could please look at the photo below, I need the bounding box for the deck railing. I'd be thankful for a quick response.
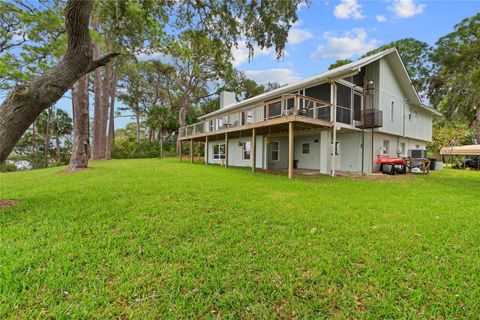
[179,94,333,138]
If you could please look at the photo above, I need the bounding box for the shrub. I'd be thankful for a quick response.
[0,162,18,173]
[112,139,177,159]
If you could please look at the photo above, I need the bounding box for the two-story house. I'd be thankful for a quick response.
[179,48,440,178]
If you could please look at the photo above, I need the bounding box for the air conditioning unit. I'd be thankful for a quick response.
[408,149,427,159]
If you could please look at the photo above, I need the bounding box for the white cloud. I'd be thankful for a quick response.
[310,28,378,60]
[136,51,168,61]
[287,22,314,45]
[244,68,301,85]
[231,42,273,67]
[376,15,387,22]
[334,0,365,20]
[393,0,425,18]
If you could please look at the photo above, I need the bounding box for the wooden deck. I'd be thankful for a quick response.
[179,114,332,142]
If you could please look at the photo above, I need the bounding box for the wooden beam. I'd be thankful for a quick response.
[190,139,193,163]
[205,136,209,165]
[224,132,229,168]
[252,128,256,172]
[288,122,294,179]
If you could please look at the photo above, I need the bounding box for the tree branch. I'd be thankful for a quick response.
[87,52,121,73]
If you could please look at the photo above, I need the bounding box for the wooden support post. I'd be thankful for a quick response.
[252,128,256,172]
[225,133,229,168]
[190,139,193,163]
[205,136,209,165]
[288,122,294,179]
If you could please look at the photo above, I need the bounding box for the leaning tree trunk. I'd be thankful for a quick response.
[68,75,89,171]
[106,63,118,160]
[0,0,119,163]
[90,18,107,161]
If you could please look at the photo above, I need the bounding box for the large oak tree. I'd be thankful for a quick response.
[0,0,118,163]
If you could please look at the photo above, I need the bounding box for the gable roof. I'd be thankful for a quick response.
[200,48,440,119]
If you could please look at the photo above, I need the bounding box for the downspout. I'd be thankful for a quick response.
[330,81,337,177]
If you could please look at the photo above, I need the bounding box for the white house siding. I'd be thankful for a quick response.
[378,58,407,136]
[328,131,364,173]
[377,59,433,142]
[403,103,433,141]
[207,135,265,169]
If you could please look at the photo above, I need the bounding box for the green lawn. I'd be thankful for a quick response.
[1,159,479,318]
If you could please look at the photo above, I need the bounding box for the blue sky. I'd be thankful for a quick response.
[233,0,480,86]
[11,0,480,129]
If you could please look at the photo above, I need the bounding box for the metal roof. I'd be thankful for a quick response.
[440,145,480,155]
[200,48,441,119]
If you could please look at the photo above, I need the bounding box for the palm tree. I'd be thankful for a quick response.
[146,105,177,158]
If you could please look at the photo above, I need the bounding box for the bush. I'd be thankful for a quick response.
[112,139,177,159]
[0,162,18,173]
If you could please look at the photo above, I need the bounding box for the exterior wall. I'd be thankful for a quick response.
[266,136,289,169]
[207,135,265,169]
[403,102,433,141]
[328,131,364,173]
[377,58,433,142]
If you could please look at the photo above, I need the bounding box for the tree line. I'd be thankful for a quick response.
[0,1,478,171]
[0,0,300,170]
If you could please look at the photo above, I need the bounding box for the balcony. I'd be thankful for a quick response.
[354,108,383,129]
[180,94,334,139]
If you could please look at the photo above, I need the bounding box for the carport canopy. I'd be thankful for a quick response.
[440,144,480,155]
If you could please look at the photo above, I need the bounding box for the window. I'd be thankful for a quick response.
[242,141,251,160]
[383,140,390,155]
[213,144,225,160]
[271,141,279,161]
[216,117,224,130]
[302,143,310,154]
[246,109,253,124]
[209,120,214,132]
[390,101,394,121]
[240,111,246,126]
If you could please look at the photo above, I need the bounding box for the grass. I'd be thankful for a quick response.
[1,158,479,319]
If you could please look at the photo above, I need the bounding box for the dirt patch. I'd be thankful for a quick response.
[0,200,20,209]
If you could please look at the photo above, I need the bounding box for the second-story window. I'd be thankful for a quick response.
[246,109,253,124]
[216,117,224,130]
[209,120,214,131]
